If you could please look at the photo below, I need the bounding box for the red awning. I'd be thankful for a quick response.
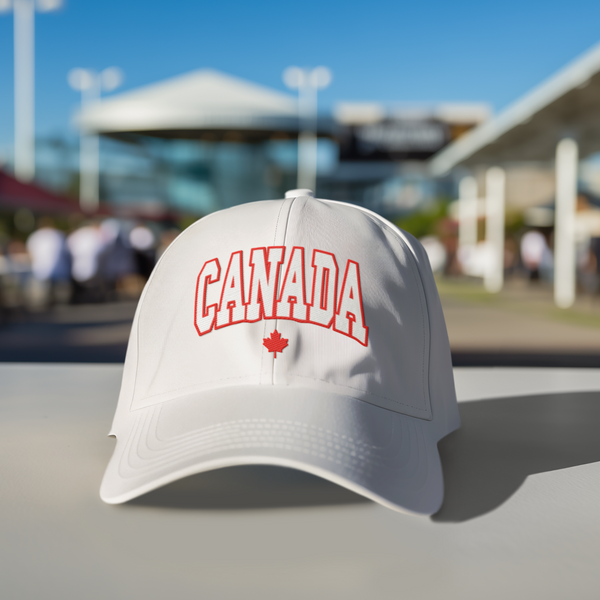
[0,170,80,214]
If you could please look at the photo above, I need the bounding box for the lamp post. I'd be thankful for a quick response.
[0,0,62,182]
[68,67,123,212]
[283,66,332,192]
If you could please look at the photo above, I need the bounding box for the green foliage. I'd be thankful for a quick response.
[393,200,449,239]
[179,215,202,230]
[505,210,525,236]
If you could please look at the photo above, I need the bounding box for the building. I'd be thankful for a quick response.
[74,69,489,218]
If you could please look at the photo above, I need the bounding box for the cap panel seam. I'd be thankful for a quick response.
[400,240,429,415]
[129,208,233,410]
[352,210,429,417]
[259,197,293,384]
[270,195,298,385]
[319,199,431,418]
[389,229,437,421]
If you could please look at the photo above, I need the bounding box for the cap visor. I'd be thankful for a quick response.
[100,386,446,515]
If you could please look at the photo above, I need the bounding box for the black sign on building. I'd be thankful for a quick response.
[339,119,451,162]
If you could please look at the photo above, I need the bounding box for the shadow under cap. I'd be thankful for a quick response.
[434,391,600,523]
[126,465,371,511]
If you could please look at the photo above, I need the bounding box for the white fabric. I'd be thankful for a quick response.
[101,386,443,515]
[101,194,460,514]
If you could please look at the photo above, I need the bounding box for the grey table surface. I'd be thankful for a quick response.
[2,364,600,600]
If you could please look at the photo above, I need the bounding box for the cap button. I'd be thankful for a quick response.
[285,189,315,198]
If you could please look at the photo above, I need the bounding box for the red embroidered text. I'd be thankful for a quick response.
[194,247,369,346]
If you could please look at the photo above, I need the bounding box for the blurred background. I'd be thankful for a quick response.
[2,0,600,366]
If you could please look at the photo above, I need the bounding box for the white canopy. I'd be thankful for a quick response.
[76,69,300,140]
[430,41,600,175]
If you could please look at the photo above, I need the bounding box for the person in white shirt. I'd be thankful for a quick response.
[520,230,553,281]
[66,221,105,302]
[26,217,71,307]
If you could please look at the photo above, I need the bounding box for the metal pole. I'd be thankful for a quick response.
[13,0,35,182]
[484,167,506,293]
[297,80,317,190]
[284,66,330,193]
[458,176,478,251]
[79,76,101,212]
[554,138,578,308]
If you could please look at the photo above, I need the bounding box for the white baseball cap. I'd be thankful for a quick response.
[100,190,460,515]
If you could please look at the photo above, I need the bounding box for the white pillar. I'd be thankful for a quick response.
[79,78,101,213]
[297,83,317,190]
[458,176,478,251]
[554,138,578,309]
[484,167,506,293]
[80,132,99,212]
[69,67,122,213]
[13,0,35,182]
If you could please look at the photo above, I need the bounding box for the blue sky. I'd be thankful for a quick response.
[1,0,600,153]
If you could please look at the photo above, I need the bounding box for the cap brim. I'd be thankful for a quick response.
[100,386,448,515]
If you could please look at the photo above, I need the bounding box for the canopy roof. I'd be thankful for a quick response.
[77,70,305,142]
[430,42,600,176]
[0,171,78,214]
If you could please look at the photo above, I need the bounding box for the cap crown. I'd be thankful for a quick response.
[118,196,456,430]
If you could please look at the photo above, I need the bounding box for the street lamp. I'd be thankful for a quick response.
[283,66,332,192]
[0,0,62,182]
[68,67,123,212]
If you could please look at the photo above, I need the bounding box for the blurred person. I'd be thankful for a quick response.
[503,236,518,278]
[6,239,30,272]
[591,236,600,281]
[26,217,71,308]
[67,220,105,303]
[436,218,461,276]
[98,219,137,300]
[0,244,9,323]
[579,243,599,295]
[457,241,492,278]
[419,235,447,274]
[574,195,600,294]
[3,239,32,309]
[520,230,553,281]
[129,223,156,280]
[0,244,8,276]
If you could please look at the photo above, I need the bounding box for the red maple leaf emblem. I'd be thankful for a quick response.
[263,330,289,358]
